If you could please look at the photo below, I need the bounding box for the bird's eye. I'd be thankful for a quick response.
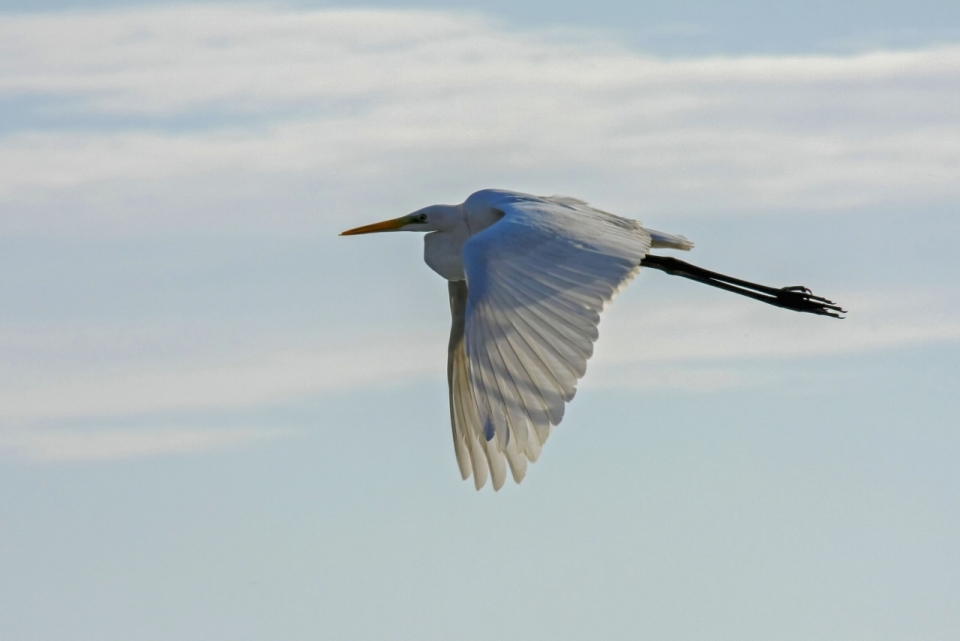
[417,214,427,222]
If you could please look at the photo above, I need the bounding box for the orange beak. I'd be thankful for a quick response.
[340,215,411,236]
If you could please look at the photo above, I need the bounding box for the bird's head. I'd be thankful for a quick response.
[340,205,459,236]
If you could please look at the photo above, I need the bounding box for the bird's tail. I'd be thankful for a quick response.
[648,229,694,251]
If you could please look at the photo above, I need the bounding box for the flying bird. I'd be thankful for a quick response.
[341,189,843,490]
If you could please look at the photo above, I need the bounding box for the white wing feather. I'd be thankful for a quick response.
[451,192,652,489]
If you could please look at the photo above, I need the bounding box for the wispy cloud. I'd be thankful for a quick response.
[0,334,443,421]
[0,293,955,425]
[587,290,960,389]
[0,426,298,462]
[3,287,955,462]
[2,5,958,463]
[1,6,958,237]
[597,291,960,365]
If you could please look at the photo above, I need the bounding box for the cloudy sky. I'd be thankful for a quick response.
[1,1,959,639]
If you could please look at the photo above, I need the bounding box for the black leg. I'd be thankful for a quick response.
[640,255,846,318]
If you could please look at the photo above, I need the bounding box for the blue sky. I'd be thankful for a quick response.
[1,2,959,640]
[5,0,960,54]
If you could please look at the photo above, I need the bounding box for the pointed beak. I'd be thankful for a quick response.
[340,215,410,236]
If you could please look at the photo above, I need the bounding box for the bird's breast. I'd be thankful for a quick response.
[424,230,467,281]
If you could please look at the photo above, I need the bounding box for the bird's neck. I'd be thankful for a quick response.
[424,227,470,281]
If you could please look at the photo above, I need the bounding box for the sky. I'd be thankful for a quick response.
[1,1,959,639]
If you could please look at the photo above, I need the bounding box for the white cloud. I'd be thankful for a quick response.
[1,5,959,237]
[0,334,443,421]
[586,291,960,390]
[0,426,297,462]
[2,5,958,463]
[586,365,750,391]
[596,292,960,365]
[0,293,955,423]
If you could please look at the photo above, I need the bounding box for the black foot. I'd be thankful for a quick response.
[775,287,846,318]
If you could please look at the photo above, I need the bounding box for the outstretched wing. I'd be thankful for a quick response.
[449,193,652,490]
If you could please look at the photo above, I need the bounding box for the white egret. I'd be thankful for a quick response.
[342,189,843,490]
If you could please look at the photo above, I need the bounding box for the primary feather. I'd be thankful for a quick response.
[449,190,658,489]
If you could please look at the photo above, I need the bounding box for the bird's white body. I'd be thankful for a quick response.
[419,190,689,282]
[343,189,693,490]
